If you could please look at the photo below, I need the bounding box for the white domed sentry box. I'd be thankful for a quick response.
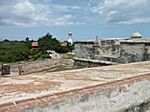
[131,32,142,39]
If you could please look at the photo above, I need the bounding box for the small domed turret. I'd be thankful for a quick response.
[131,32,142,39]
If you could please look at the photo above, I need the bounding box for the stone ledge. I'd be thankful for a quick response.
[73,57,117,64]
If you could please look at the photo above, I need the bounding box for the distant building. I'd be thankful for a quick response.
[74,32,150,67]
[60,42,67,46]
[32,42,39,48]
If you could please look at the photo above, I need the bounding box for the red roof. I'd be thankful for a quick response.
[32,42,39,47]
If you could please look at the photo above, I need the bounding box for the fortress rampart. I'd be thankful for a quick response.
[74,32,150,67]
[0,61,150,112]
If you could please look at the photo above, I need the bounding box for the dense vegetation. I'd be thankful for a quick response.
[0,33,74,63]
[0,41,30,63]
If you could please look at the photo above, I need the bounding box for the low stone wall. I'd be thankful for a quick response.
[1,73,150,112]
[9,59,61,75]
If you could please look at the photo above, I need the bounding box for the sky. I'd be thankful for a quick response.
[0,0,150,41]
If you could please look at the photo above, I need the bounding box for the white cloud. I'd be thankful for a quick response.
[0,0,78,26]
[49,4,80,12]
[92,0,150,24]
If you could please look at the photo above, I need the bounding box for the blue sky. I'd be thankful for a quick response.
[0,0,150,41]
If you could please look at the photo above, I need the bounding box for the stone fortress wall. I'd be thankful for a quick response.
[74,41,95,60]
[93,39,121,62]
[74,32,150,67]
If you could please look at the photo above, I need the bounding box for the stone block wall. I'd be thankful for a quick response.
[74,39,150,67]
[75,43,94,59]
[144,44,150,61]
[74,40,121,61]
[94,40,121,59]
[10,59,61,75]
[93,45,120,60]
[94,40,120,59]
[120,43,145,63]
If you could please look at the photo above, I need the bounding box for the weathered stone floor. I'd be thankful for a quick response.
[0,61,150,105]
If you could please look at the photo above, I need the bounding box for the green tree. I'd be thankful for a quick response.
[3,39,9,42]
[38,33,60,51]
[25,37,29,42]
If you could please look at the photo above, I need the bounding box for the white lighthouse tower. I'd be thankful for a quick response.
[68,32,73,45]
